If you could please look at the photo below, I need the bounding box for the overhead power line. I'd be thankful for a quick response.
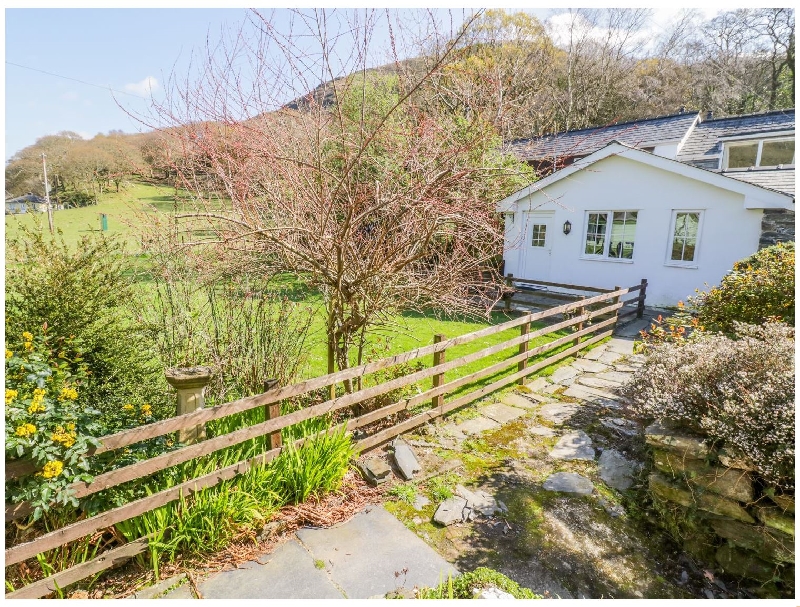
[6,61,151,99]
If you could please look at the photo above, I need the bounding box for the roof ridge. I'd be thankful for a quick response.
[702,108,795,123]
[507,111,700,146]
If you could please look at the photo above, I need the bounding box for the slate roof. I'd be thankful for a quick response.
[5,194,45,204]
[676,109,795,163]
[505,112,699,161]
[723,168,795,197]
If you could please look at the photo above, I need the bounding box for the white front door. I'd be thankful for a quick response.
[521,212,553,281]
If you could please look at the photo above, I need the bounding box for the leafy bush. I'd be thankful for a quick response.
[634,303,705,354]
[622,321,794,489]
[689,242,794,332]
[5,226,166,427]
[4,330,101,518]
[417,567,541,599]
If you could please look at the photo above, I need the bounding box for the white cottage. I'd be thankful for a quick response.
[499,110,795,307]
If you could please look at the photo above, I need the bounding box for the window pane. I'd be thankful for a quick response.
[609,211,637,259]
[531,224,547,247]
[760,140,794,167]
[671,212,699,261]
[727,143,758,169]
[585,213,607,255]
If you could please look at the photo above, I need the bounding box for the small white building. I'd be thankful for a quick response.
[497,142,794,307]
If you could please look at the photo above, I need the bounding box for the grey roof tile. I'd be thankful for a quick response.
[505,112,699,160]
[722,168,795,197]
[676,110,795,161]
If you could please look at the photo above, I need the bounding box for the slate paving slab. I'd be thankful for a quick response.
[481,402,527,424]
[412,495,431,511]
[501,393,539,410]
[456,485,503,517]
[581,345,607,361]
[551,366,580,384]
[571,359,609,374]
[605,338,635,355]
[542,472,594,495]
[613,363,639,373]
[594,371,634,385]
[455,416,501,435]
[597,351,624,365]
[576,375,624,390]
[298,506,458,599]
[562,386,623,409]
[550,431,595,461]
[529,425,558,437]
[542,383,564,395]
[195,539,345,599]
[525,377,551,392]
[538,402,580,425]
[599,450,639,491]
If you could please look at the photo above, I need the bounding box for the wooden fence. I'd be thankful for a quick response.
[5,279,647,598]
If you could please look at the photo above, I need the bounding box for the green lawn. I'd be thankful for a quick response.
[6,179,581,399]
[5,181,185,253]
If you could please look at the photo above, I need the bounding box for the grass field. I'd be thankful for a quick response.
[6,179,581,390]
[4,181,184,252]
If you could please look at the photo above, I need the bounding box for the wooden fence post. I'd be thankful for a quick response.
[613,286,621,329]
[263,379,282,450]
[517,319,530,385]
[637,279,648,318]
[432,334,446,410]
[504,273,514,313]
[573,296,586,347]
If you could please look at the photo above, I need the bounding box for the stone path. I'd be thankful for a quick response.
[133,314,712,599]
[149,506,456,599]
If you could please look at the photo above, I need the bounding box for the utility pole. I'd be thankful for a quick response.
[42,153,54,234]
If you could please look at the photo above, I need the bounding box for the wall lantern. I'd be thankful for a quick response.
[563,220,572,235]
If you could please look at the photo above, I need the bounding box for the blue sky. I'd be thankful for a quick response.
[4,7,722,163]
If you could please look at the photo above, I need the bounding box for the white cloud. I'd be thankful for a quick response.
[124,76,159,96]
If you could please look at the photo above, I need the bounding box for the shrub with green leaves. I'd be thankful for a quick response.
[689,242,794,332]
[417,567,541,599]
[622,321,794,489]
[5,330,101,518]
[5,226,167,427]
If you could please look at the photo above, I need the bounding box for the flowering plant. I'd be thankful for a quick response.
[5,328,101,519]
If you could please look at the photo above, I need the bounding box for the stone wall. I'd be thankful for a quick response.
[760,209,795,249]
[644,421,794,598]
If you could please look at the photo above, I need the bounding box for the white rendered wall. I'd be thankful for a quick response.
[502,155,764,307]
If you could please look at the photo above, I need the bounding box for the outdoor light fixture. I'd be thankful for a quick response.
[563,220,572,235]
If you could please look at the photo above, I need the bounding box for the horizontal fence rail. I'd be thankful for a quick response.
[5,279,646,596]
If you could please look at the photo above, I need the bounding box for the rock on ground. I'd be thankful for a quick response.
[542,472,594,495]
[433,497,468,526]
[550,431,595,461]
[474,586,516,599]
[393,440,422,480]
[538,402,580,425]
[598,449,639,491]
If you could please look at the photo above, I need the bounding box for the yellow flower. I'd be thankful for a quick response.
[24,342,34,352]
[41,461,64,479]
[15,423,37,437]
[58,387,78,401]
[140,404,153,415]
[66,423,76,432]
[5,389,18,405]
[22,332,33,341]
[123,404,135,411]
[28,400,46,414]
[5,349,12,360]
[33,388,46,398]
[51,427,76,448]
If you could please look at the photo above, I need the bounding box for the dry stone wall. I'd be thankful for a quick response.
[644,421,794,597]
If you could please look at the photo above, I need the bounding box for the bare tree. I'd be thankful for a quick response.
[134,9,534,391]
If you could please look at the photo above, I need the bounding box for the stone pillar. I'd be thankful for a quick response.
[165,367,213,444]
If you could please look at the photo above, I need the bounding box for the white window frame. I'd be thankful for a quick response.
[723,137,795,170]
[580,210,638,263]
[665,210,704,268]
